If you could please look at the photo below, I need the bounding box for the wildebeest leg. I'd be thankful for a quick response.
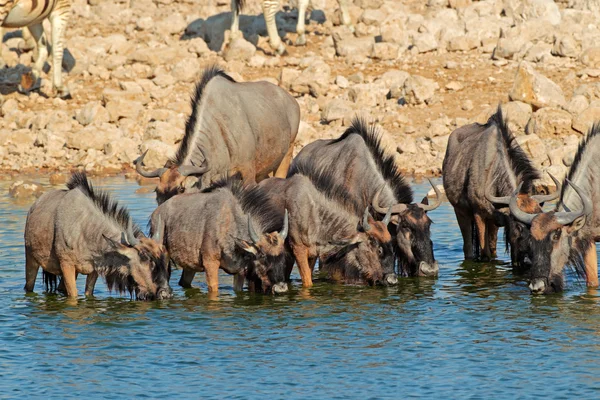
[291,244,313,287]
[474,214,491,261]
[584,242,598,287]
[295,0,310,46]
[487,220,499,259]
[179,269,196,288]
[262,0,286,55]
[454,209,474,260]
[233,271,245,292]
[308,256,317,271]
[24,250,39,292]
[84,272,98,296]
[61,264,78,297]
[274,146,294,178]
[57,278,67,294]
[204,259,220,293]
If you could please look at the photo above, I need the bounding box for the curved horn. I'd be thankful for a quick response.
[362,207,372,232]
[531,173,561,204]
[126,218,140,246]
[248,216,261,244]
[135,150,168,178]
[417,178,442,211]
[279,209,289,240]
[555,180,592,225]
[372,184,408,214]
[120,232,130,246]
[485,183,511,205]
[509,183,537,225]
[178,149,210,177]
[152,215,162,242]
[382,206,392,225]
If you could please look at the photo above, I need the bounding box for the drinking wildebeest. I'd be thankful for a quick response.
[509,124,600,294]
[443,107,558,266]
[229,0,353,55]
[260,168,395,287]
[135,65,300,205]
[149,177,289,294]
[24,172,172,300]
[288,118,440,278]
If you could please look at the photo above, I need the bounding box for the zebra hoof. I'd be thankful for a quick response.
[275,43,287,56]
[55,86,72,100]
[295,35,307,46]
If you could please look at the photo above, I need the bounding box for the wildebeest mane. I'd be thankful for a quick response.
[203,176,284,233]
[67,172,142,236]
[560,122,600,202]
[170,65,236,166]
[488,106,540,193]
[93,252,136,296]
[330,117,413,204]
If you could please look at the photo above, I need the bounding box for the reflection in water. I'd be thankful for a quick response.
[1,177,600,397]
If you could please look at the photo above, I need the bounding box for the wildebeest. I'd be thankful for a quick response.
[24,172,172,300]
[509,124,600,294]
[230,0,353,55]
[288,118,440,278]
[443,107,558,266]
[259,167,395,287]
[149,177,289,294]
[135,65,300,205]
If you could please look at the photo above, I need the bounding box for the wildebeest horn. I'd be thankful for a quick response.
[248,216,261,244]
[509,183,537,225]
[178,149,210,177]
[531,173,561,203]
[152,215,162,242]
[362,207,372,232]
[485,182,511,205]
[126,218,140,246]
[135,150,168,178]
[382,206,392,225]
[555,180,592,225]
[279,209,289,240]
[372,185,407,214]
[120,232,130,246]
[417,178,441,211]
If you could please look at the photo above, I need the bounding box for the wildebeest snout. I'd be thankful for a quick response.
[418,261,439,277]
[384,273,398,286]
[528,279,546,294]
[272,282,289,294]
[157,287,173,300]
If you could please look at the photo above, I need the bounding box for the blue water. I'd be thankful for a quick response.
[1,176,600,399]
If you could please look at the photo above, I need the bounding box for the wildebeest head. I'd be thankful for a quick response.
[236,210,290,294]
[372,179,441,277]
[135,150,210,205]
[323,207,396,286]
[98,217,172,300]
[509,180,592,294]
[486,173,561,270]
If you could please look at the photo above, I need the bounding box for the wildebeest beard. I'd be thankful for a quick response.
[245,253,287,293]
[320,242,385,285]
[395,207,435,277]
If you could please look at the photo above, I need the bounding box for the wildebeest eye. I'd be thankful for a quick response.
[378,246,383,256]
[178,186,185,193]
[552,230,561,241]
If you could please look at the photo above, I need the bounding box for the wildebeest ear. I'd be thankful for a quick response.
[103,234,123,249]
[569,215,586,233]
[236,239,258,255]
[183,176,199,189]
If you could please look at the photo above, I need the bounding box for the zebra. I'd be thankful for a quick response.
[230,0,354,55]
[0,0,71,98]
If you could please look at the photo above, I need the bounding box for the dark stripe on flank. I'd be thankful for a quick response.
[41,0,51,16]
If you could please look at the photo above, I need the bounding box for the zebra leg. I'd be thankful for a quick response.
[49,3,71,99]
[0,27,4,69]
[17,23,44,94]
[20,27,36,51]
[230,0,242,41]
[338,0,354,32]
[262,0,286,55]
[295,0,309,46]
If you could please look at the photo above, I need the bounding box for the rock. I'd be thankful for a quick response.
[566,95,590,116]
[403,75,439,105]
[370,42,399,60]
[544,165,568,185]
[105,137,139,164]
[291,61,331,97]
[360,9,385,26]
[396,136,418,154]
[511,0,561,25]
[321,99,352,123]
[552,35,579,58]
[140,139,177,168]
[171,58,200,83]
[224,37,256,62]
[516,134,547,163]
[49,173,67,185]
[336,75,349,89]
[143,120,180,145]
[580,47,600,68]
[348,84,387,107]
[155,13,187,35]
[525,108,573,138]
[573,83,600,102]
[354,0,384,9]
[188,37,211,57]
[462,99,474,111]
[66,124,121,151]
[445,81,463,92]
[413,33,438,53]
[572,106,600,134]
[279,68,301,90]
[1,98,18,117]
[105,99,144,122]
[333,33,375,61]
[377,70,410,98]
[447,36,479,52]
[380,22,407,46]
[9,181,43,199]
[76,101,110,126]
[509,61,566,109]
[501,101,532,134]
[129,46,182,67]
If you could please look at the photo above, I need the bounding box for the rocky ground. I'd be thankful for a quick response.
[2,0,600,196]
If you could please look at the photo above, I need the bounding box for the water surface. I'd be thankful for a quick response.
[1,177,599,399]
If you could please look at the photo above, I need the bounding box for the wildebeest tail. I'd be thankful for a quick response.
[43,271,58,293]
[471,220,480,260]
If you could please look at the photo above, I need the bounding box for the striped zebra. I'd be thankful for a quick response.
[230,0,353,55]
[0,0,71,98]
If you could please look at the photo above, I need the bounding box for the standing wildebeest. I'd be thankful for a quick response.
[288,118,441,278]
[230,0,353,55]
[510,124,600,294]
[260,167,395,287]
[443,107,558,265]
[149,177,289,294]
[24,172,172,300]
[135,65,300,205]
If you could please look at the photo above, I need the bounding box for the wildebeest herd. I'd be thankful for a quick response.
[23,66,600,300]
